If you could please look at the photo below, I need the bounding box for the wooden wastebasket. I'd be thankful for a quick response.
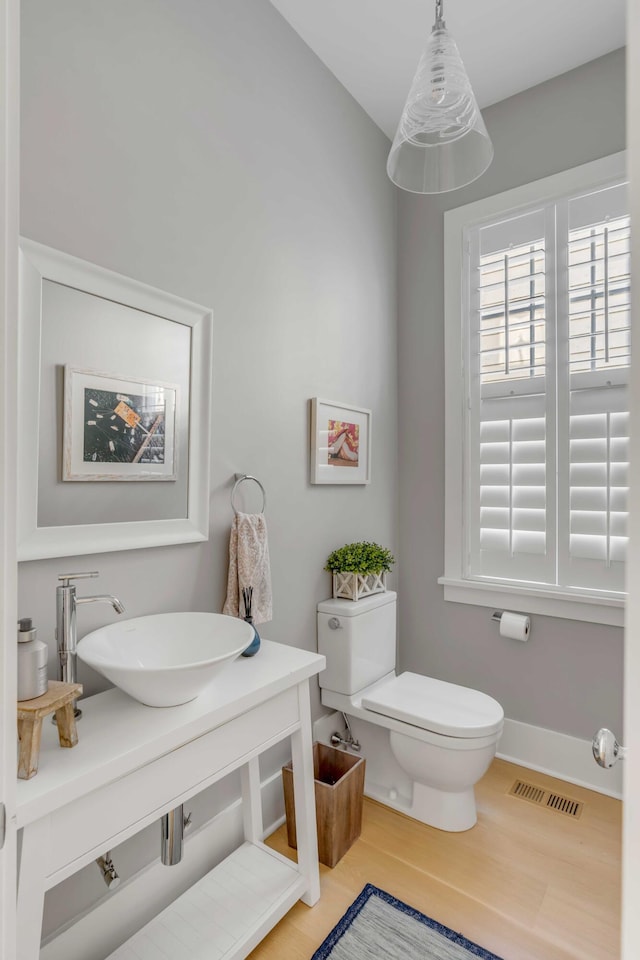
[282,742,365,868]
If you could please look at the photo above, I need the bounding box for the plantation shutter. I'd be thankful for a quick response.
[465,181,629,595]
[559,183,630,592]
[467,207,556,584]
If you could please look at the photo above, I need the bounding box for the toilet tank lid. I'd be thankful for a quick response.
[317,591,397,617]
[362,672,504,738]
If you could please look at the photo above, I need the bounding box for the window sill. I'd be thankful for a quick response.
[437,576,625,627]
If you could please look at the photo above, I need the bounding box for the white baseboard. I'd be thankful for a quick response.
[40,771,287,960]
[316,710,622,801]
[497,718,622,799]
[496,720,622,800]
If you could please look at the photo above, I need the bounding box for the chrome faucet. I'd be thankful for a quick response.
[56,572,125,718]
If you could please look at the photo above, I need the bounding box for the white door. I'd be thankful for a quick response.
[623,4,640,955]
[0,0,19,958]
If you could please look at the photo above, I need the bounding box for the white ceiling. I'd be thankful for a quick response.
[269,0,626,140]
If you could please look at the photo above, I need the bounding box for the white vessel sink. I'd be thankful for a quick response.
[77,612,255,707]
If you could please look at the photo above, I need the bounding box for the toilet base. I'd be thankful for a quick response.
[410,782,477,832]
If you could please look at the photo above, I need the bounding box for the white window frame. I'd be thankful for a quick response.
[440,152,627,627]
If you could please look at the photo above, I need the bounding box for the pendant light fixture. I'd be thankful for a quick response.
[387,0,493,194]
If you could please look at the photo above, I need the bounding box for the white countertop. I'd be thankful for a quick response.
[16,639,324,827]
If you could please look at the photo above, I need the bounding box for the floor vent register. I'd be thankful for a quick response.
[508,779,584,819]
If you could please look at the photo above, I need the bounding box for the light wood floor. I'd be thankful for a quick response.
[250,758,621,960]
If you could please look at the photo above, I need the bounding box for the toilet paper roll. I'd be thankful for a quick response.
[499,611,530,641]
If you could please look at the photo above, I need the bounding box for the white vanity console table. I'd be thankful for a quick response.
[16,640,325,960]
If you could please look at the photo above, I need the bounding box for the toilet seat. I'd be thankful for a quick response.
[361,671,504,739]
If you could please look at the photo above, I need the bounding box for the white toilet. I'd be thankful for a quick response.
[317,591,504,832]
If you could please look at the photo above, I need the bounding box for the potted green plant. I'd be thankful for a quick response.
[324,541,395,601]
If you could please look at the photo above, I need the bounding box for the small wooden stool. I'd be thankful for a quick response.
[17,681,83,780]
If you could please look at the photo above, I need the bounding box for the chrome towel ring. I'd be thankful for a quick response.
[231,474,267,515]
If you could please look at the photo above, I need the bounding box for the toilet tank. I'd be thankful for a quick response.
[317,591,397,695]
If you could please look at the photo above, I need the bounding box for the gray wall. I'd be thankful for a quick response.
[398,49,626,741]
[19,0,397,943]
[19,0,398,708]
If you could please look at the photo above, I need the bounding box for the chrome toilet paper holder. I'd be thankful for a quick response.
[490,609,531,641]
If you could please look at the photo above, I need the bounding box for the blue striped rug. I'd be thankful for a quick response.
[311,884,505,960]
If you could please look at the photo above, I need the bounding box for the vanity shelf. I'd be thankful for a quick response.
[16,639,325,960]
[108,842,304,960]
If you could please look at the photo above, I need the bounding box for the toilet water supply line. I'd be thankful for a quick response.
[330,712,361,752]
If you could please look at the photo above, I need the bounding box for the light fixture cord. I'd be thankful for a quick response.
[434,0,445,28]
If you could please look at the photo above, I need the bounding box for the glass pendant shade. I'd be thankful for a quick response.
[387,20,493,194]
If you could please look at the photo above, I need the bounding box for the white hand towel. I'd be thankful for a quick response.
[223,512,273,625]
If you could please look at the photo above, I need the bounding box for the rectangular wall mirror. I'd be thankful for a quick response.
[18,239,213,560]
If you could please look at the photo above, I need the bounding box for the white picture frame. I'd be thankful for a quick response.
[310,397,371,485]
[63,367,178,481]
[18,238,213,560]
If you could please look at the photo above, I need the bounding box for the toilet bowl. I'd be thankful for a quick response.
[317,592,504,832]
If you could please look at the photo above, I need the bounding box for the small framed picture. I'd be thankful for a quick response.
[310,398,371,485]
[63,366,178,481]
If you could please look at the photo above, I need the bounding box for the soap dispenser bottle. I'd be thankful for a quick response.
[17,618,48,701]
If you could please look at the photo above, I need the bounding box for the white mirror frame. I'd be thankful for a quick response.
[18,238,213,560]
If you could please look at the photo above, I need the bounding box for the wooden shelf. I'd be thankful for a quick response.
[107,842,306,960]
[17,681,83,780]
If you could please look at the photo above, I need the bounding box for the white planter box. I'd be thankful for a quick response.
[332,571,386,601]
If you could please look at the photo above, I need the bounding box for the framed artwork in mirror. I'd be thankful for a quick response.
[18,238,213,560]
[63,367,178,481]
